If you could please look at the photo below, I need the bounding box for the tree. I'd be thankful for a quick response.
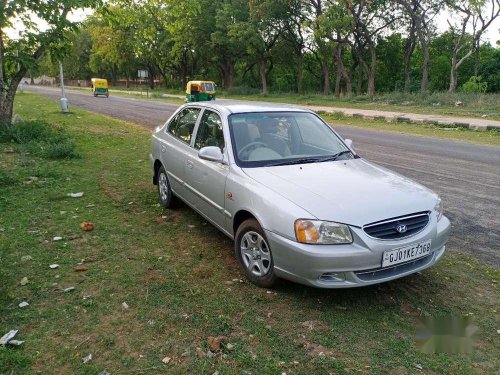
[446,0,500,92]
[88,7,139,86]
[345,0,397,96]
[209,0,249,90]
[229,0,283,93]
[0,0,101,124]
[317,1,353,96]
[278,0,308,94]
[304,0,333,95]
[395,0,442,93]
[399,3,418,92]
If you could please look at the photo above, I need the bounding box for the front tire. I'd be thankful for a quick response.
[157,166,174,208]
[235,219,277,288]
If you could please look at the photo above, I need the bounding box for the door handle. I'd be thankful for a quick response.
[186,160,194,169]
[161,145,166,153]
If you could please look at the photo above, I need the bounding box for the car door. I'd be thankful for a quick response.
[184,109,229,230]
[161,107,202,198]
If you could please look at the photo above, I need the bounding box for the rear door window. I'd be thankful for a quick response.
[168,108,201,144]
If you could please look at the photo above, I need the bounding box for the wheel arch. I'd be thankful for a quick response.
[233,209,262,236]
[153,159,163,185]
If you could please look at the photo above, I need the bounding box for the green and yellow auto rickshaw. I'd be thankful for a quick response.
[91,78,109,98]
[185,80,216,102]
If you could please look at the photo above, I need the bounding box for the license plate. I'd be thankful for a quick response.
[382,239,432,268]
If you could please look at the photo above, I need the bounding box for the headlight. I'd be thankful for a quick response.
[294,219,353,245]
[434,199,443,221]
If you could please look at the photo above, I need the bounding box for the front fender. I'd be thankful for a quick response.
[225,166,316,240]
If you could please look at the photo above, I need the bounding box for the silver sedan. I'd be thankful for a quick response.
[150,101,450,288]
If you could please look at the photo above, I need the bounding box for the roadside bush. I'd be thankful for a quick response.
[11,120,64,144]
[37,140,78,159]
[9,120,78,159]
[461,76,488,93]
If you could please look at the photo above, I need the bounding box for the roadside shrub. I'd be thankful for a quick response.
[38,140,78,159]
[461,76,488,93]
[11,120,65,144]
[9,120,78,159]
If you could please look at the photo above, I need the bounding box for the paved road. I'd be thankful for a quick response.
[70,86,500,129]
[27,86,500,267]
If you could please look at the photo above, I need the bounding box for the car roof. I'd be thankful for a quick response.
[188,100,312,115]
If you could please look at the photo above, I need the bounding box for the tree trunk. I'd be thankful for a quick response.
[449,49,472,93]
[0,28,7,124]
[259,59,268,94]
[335,61,341,97]
[449,54,458,93]
[0,77,22,125]
[296,54,304,94]
[473,39,480,76]
[357,62,363,95]
[403,25,416,93]
[148,73,155,89]
[221,62,235,91]
[159,71,169,88]
[418,35,430,94]
[321,62,329,95]
[333,43,352,96]
[181,65,187,89]
[366,43,376,97]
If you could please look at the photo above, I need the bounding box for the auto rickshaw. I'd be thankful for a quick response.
[185,81,216,102]
[91,78,109,98]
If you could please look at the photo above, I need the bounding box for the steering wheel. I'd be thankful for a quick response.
[238,141,268,159]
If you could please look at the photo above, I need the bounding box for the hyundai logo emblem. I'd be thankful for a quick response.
[395,224,407,233]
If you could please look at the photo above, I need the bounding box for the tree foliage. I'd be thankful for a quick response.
[8,0,500,117]
[0,0,102,123]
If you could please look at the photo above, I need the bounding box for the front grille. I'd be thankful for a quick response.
[363,212,430,240]
[355,253,434,281]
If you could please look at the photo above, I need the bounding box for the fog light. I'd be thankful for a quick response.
[319,272,345,282]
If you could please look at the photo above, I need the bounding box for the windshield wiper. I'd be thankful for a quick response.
[265,157,324,167]
[265,151,354,167]
[316,150,353,162]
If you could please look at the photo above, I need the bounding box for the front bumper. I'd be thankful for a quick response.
[266,215,451,288]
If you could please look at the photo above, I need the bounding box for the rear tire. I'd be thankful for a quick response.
[157,166,174,208]
[235,219,277,288]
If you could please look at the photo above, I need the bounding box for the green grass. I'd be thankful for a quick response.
[107,85,500,120]
[321,112,500,146]
[222,91,500,121]
[1,93,499,374]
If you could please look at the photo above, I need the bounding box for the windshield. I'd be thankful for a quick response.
[229,112,353,167]
[203,83,215,91]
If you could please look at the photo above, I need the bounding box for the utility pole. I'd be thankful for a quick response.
[59,61,69,113]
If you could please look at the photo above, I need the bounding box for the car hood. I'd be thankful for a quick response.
[243,158,438,227]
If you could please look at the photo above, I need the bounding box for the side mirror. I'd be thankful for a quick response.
[198,146,224,163]
[344,139,353,148]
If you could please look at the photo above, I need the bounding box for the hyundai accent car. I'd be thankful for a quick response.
[150,101,450,288]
